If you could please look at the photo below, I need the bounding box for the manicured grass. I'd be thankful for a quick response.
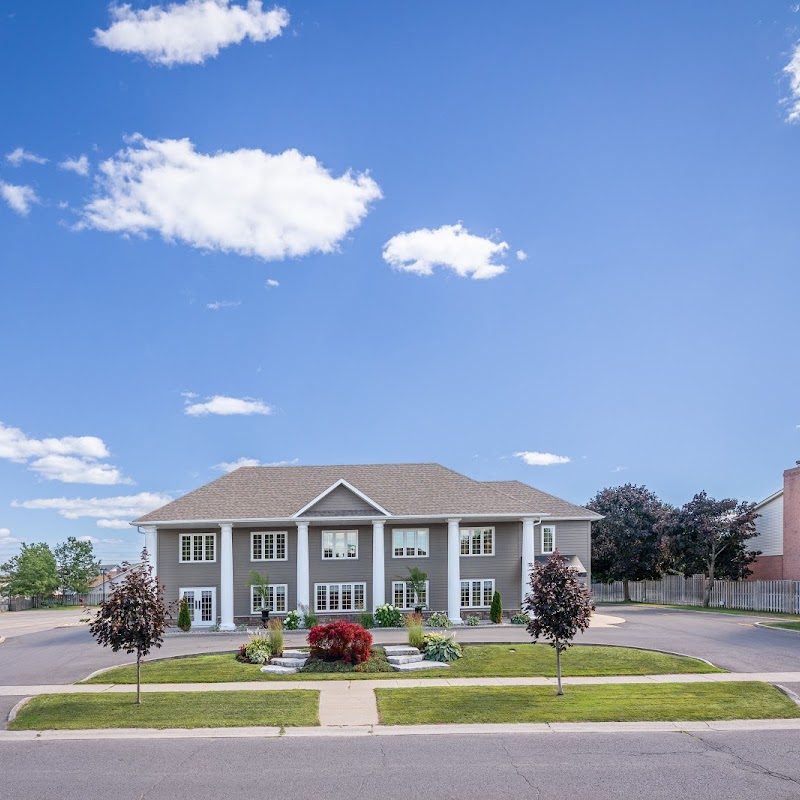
[84,644,723,684]
[375,682,800,725]
[618,603,800,620]
[764,621,800,632]
[8,690,319,730]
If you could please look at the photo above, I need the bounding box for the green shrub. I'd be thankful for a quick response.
[177,598,191,632]
[374,603,403,627]
[490,591,503,624]
[405,612,424,649]
[464,614,480,626]
[268,618,284,657]
[301,651,393,674]
[284,610,301,630]
[510,612,530,625]
[425,611,452,628]
[358,612,375,629]
[422,632,462,662]
[244,635,272,664]
[299,605,318,629]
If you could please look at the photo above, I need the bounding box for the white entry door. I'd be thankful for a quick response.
[179,587,217,627]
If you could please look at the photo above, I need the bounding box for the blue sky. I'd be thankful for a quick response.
[1,1,800,563]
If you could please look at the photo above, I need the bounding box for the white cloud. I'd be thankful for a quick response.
[383,223,509,280]
[0,422,110,462]
[212,456,298,472]
[96,519,134,529]
[0,528,19,543]
[12,491,173,522]
[6,147,48,166]
[514,451,571,466]
[516,250,528,261]
[184,394,272,416]
[79,135,382,261]
[0,182,39,216]
[785,43,800,122]
[265,278,279,287]
[93,1,290,66]
[59,155,90,176]
[80,535,125,545]
[28,455,132,485]
[206,300,241,310]
[611,466,628,473]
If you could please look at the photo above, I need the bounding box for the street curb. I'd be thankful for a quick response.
[607,604,800,623]
[6,697,32,724]
[0,637,5,645]
[773,684,800,706]
[754,622,800,634]
[4,718,800,742]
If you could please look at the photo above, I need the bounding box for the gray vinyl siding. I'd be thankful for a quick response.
[305,485,378,515]
[545,519,592,582]
[309,524,373,611]
[156,528,221,617]
[385,523,448,611]
[233,527,297,617]
[460,521,522,610]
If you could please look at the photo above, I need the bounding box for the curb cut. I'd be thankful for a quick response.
[7,697,32,724]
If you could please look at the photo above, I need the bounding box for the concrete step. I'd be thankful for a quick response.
[281,650,308,660]
[392,660,451,672]
[271,657,308,668]
[382,646,421,657]
[386,653,424,665]
[259,664,298,674]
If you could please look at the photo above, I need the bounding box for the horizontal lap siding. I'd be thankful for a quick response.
[309,524,373,610]
[385,523,448,611]
[305,485,377,514]
[233,527,297,617]
[157,529,221,616]
[460,521,522,609]
[546,520,591,582]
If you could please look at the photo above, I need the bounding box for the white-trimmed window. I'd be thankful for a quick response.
[251,531,287,561]
[179,533,216,563]
[315,582,366,612]
[541,525,555,554]
[251,584,288,614]
[392,529,429,558]
[460,579,495,608]
[322,530,358,559]
[392,580,429,609]
[460,527,494,556]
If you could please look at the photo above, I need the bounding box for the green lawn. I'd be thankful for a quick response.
[9,690,319,730]
[84,644,723,684]
[764,621,800,632]
[375,682,800,725]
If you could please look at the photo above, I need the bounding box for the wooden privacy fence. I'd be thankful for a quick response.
[592,574,800,614]
[0,590,108,612]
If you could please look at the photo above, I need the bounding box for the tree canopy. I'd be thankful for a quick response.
[1,542,59,598]
[54,536,99,596]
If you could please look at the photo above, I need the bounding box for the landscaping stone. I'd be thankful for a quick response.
[259,664,298,675]
[271,657,308,668]
[392,660,451,671]
[386,654,425,665]
[382,646,420,657]
[281,650,308,660]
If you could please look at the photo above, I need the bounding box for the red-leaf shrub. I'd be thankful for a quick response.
[307,620,372,665]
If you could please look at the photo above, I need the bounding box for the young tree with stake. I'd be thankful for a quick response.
[523,550,594,695]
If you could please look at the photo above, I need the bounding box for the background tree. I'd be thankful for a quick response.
[54,536,99,599]
[663,491,760,606]
[587,484,668,601]
[1,542,58,600]
[89,550,166,704]
[523,550,594,695]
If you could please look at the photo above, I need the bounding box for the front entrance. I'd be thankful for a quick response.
[179,587,217,627]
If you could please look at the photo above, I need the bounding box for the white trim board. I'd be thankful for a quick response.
[292,479,390,518]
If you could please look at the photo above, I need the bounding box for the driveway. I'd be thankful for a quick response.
[0,609,90,639]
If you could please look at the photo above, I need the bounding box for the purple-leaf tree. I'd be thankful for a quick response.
[523,550,594,695]
[89,549,166,704]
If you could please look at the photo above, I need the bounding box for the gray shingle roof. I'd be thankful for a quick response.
[133,463,600,523]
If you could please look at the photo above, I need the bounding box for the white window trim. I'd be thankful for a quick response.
[391,528,430,559]
[178,533,217,563]
[314,582,367,613]
[321,529,359,560]
[460,578,495,608]
[250,530,288,562]
[459,526,495,557]
[391,580,430,610]
[541,524,556,555]
[250,583,288,614]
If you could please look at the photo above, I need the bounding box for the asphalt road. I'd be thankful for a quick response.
[1,731,799,800]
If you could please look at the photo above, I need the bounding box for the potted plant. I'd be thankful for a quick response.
[403,566,428,615]
[248,570,271,628]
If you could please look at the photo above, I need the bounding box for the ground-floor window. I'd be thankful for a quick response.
[392,580,429,609]
[251,583,288,613]
[460,578,494,608]
[315,582,366,612]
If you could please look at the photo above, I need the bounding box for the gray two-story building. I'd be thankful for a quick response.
[132,463,600,628]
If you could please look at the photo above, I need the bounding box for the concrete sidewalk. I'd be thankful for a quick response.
[4,671,800,727]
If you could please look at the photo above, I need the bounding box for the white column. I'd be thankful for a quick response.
[447,517,462,624]
[143,526,158,579]
[521,517,535,607]
[219,523,234,630]
[296,521,310,613]
[372,519,386,611]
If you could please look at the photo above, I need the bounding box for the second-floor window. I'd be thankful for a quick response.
[541,525,555,554]
[322,529,358,559]
[392,529,429,558]
[179,533,215,562]
[460,527,494,556]
[251,531,287,561]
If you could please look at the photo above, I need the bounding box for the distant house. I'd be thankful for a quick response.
[748,464,800,580]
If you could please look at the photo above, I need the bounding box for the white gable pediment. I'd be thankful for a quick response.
[294,479,389,517]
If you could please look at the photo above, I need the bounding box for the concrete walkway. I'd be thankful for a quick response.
[4,671,800,727]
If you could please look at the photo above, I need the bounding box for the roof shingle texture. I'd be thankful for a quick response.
[133,463,600,523]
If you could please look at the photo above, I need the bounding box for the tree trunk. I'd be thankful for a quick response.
[556,644,563,696]
[136,655,141,705]
[622,579,631,603]
[703,552,716,608]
